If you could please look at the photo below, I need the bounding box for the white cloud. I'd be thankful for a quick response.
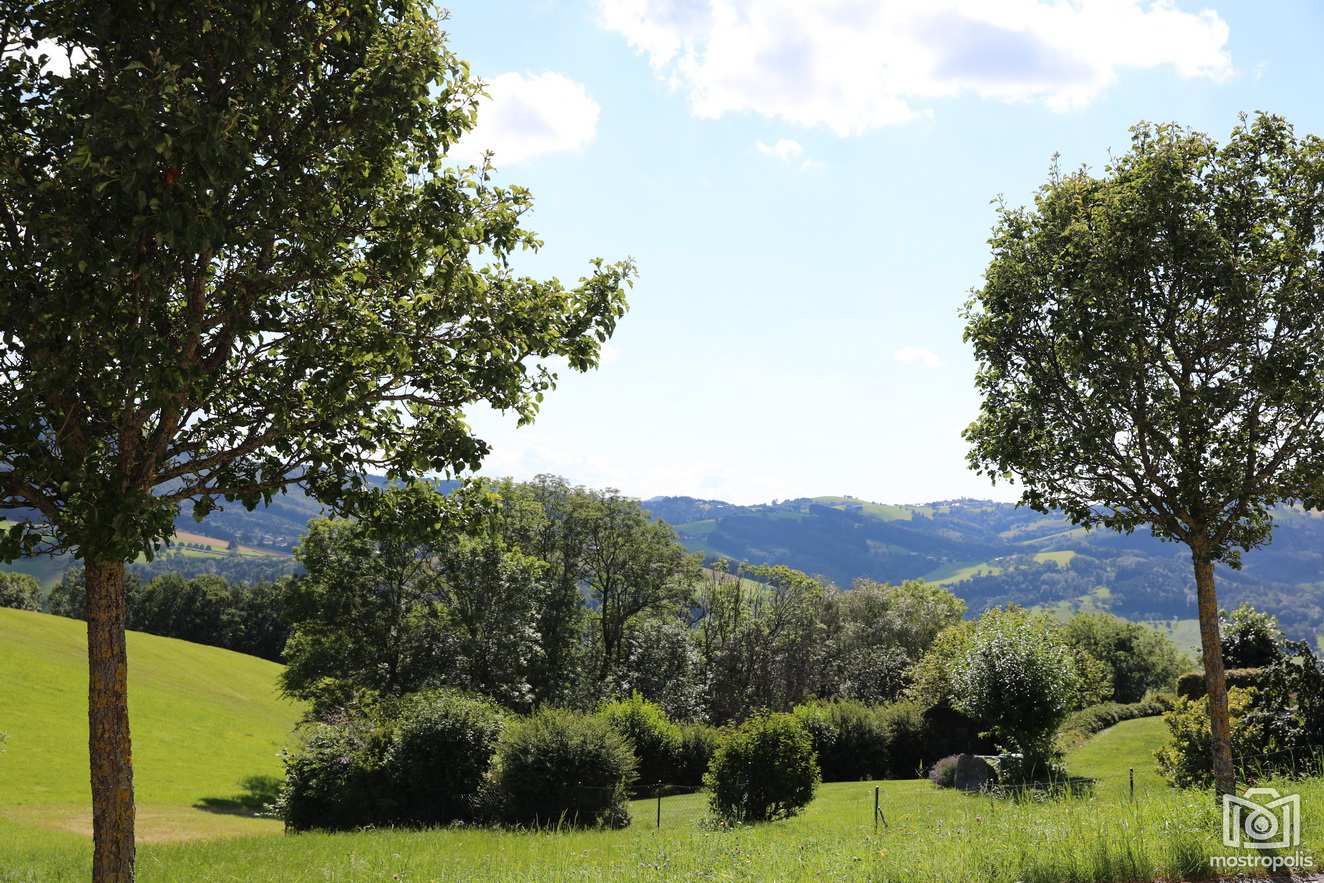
[451,72,600,166]
[756,138,805,162]
[598,0,1233,135]
[894,346,943,368]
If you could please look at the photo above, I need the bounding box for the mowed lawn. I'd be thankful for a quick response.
[0,609,302,847]
[4,609,1324,881]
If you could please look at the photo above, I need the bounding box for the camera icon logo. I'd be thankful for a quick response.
[1223,787,1301,850]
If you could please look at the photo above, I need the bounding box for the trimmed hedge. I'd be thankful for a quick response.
[1175,669,1261,700]
[492,708,636,828]
[1055,697,1169,750]
[791,701,886,781]
[672,723,721,789]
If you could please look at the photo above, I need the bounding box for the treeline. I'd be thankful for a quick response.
[32,570,290,662]
[277,476,1188,728]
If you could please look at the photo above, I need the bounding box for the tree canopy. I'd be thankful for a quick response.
[964,113,1324,793]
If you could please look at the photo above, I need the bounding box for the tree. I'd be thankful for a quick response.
[0,4,631,876]
[1062,612,1185,702]
[580,491,700,680]
[964,114,1324,794]
[0,570,41,610]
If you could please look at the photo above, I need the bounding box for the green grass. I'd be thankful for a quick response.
[0,609,302,844]
[4,611,1322,881]
[926,560,1006,585]
[1031,549,1077,567]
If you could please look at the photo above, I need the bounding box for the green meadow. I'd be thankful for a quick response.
[3,608,1321,882]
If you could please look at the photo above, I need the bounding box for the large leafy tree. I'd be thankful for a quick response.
[964,114,1324,795]
[0,2,631,878]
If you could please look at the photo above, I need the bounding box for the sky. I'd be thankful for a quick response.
[442,0,1324,506]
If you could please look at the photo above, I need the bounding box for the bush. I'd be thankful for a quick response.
[492,708,636,828]
[1175,668,1261,700]
[279,691,505,831]
[278,718,394,831]
[928,754,960,788]
[705,712,820,822]
[1155,688,1261,788]
[791,700,886,781]
[597,693,680,795]
[877,700,928,778]
[0,572,41,611]
[952,608,1079,771]
[1221,604,1284,668]
[386,690,506,825]
[671,723,721,789]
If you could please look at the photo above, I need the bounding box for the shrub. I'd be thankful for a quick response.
[597,693,681,795]
[952,608,1079,772]
[1175,668,1261,700]
[791,700,886,781]
[705,712,820,822]
[278,717,394,831]
[877,700,928,778]
[386,690,506,825]
[672,722,721,789]
[1155,688,1261,788]
[492,708,636,828]
[928,754,960,788]
[1221,603,1284,668]
[0,572,41,611]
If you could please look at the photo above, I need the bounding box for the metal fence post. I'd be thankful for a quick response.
[1129,768,1134,802]
[656,786,662,829]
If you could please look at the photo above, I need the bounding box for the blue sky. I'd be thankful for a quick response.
[445,0,1324,505]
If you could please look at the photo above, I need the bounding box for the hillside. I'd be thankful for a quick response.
[644,495,1324,647]
[0,608,302,841]
[8,481,1324,648]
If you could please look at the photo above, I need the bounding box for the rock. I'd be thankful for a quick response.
[953,753,997,791]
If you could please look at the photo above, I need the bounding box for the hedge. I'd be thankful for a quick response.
[1175,669,1261,700]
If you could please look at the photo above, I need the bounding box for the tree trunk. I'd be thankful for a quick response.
[85,559,136,882]
[1192,554,1236,796]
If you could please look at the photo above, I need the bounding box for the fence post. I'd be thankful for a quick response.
[1129,768,1134,802]
[656,786,662,829]
[874,785,880,832]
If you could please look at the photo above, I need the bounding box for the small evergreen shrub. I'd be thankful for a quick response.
[493,708,636,828]
[386,690,506,824]
[672,722,721,788]
[597,693,681,795]
[705,712,820,822]
[928,754,960,788]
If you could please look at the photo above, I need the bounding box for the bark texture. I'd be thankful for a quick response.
[1193,555,1236,796]
[86,559,136,882]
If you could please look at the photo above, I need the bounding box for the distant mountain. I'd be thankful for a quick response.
[10,479,1323,648]
[641,495,1324,648]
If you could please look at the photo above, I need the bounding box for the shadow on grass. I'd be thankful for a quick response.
[194,774,282,817]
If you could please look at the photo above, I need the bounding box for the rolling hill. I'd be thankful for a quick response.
[0,608,302,842]
[643,495,1324,647]
[7,479,1324,648]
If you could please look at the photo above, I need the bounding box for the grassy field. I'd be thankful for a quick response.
[3,609,1322,881]
[0,609,302,847]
